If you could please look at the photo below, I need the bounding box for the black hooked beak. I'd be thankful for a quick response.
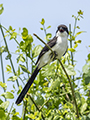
[59,27,64,33]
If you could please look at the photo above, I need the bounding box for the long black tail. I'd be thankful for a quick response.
[15,66,40,105]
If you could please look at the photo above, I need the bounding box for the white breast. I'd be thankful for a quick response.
[53,36,68,59]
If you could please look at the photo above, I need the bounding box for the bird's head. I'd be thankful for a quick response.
[56,25,69,37]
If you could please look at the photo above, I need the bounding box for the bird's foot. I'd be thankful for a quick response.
[50,51,58,60]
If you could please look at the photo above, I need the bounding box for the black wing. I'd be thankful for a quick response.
[35,36,57,65]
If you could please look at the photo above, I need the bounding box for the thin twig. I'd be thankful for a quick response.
[69,24,74,85]
[58,59,79,118]
[1,24,20,45]
[23,96,28,120]
[34,33,79,118]
[6,102,14,120]
[0,24,19,87]
[0,43,6,101]
[27,93,45,120]
[43,24,47,36]
[39,98,50,111]
[62,86,70,102]
[2,24,36,65]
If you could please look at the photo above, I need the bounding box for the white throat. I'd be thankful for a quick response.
[56,30,68,38]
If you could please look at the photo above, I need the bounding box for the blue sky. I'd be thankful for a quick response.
[0,0,90,115]
[0,0,90,68]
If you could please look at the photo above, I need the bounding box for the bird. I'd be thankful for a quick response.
[15,24,69,105]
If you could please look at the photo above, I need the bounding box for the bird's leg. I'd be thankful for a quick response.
[50,51,58,60]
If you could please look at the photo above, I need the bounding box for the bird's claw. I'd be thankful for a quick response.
[50,51,58,60]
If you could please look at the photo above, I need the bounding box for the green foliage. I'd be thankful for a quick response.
[0,4,4,15]
[0,101,9,110]
[19,64,30,74]
[0,82,7,89]
[0,9,90,120]
[6,65,12,73]
[32,45,43,58]
[1,92,14,99]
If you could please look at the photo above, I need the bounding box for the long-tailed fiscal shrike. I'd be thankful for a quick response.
[15,24,69,105]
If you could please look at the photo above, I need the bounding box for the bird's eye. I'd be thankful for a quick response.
[62,27,66,30]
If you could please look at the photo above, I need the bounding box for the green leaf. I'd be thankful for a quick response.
[45,33,52,41]
[35,95,44,106]
[19,41,26,51]
[21,27,28,38]
[50,77,60,90]
[0,101,9,110]
[38,112,42,120]
[75,91,81,105]
[64,65,76,75]
[84,76,90,85]
[0,82,7,88]
[7,76,17,82]
[19,64,30,74]
[0,99,3,105]
[32,45,42,58]
[46,26,51,29]
[74,43,78,48]
[75,31,85,38]
[74,40,81,44]
[40,18,45,25]
[0,46,7,54]
[16,67,21,76]
[68,48,76,52]
[27,114,35,119]
[9,26,13,30]
[41,64,55,77]
[65,113,75,119]
[69,36,75,41]
[12,115,21,120]
[26,34,33,43]
[78,10,83,15]
[5,54,11,60]
[1,92,14,99]
[40,27,43,30]
[10,32,17,40]
[88,53,90,60]
[82,64,89,73]
[0,4,4,15]
[17,54,25,63]
[80,103,87,114]
[77,26,80,29]
[15,49,20,53]
[0,109,6,119]
[53,115,60,120]
[6,65,12,73]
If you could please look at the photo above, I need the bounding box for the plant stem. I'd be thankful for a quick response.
[39,98,50,111]
[1,25,19,45]
[0,24,19,87]
[73,17,77,36]
[0,44,6,101]
[69,24,73,65]
[27,93,45,120]
[2,24,36,65]
[43,24,47,36]
[26,53,29,78]
[58,59,79,118]
[69,24,74,86]
[23,97,27,120]
[6,102,14,120]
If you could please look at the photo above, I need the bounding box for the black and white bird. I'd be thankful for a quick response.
[16,24,69,105]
